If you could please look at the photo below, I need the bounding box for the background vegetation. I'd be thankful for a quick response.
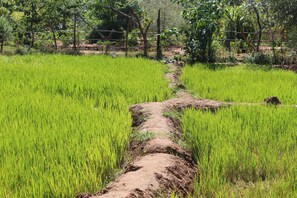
[0,0,295,64]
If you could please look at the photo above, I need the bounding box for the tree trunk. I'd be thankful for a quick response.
[156,9,162,60]
[30,21,35,49]
[125,18,130,57]
[73,11,77,52]
[208,28,213,62]
[52,28,58,51]
[265,5,276,63]
[143,34,148,57]
[29,2,35,50]
[253,5,262,52]
[0,35,4,53]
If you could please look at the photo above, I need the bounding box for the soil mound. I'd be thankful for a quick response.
[264,96,282,105]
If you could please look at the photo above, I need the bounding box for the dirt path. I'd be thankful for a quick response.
[78,62,296,198]
[75,62,225,198]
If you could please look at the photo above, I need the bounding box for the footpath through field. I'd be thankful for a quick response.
[79,61,296,198]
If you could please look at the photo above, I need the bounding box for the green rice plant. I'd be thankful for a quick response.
[182,106,297,197]
[0,55,171,197]
[181,64,297,104]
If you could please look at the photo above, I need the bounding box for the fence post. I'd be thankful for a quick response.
[125,18,130,57]
[73,11,78,52]
[156,9,162,60]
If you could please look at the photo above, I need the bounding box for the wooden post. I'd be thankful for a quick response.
[156,9,162,60]
[252,5,262,52]
[73,11,77,52]
[125,18,130,57]
[51,28,58,51]
[0,34,4,53]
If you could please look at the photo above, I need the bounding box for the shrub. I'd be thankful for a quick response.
[15,46,29,55]
[244,52,272,65]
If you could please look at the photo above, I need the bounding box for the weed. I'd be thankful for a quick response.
[131,131,155,142]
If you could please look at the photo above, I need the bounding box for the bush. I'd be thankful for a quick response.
[15,46,29,55]
[128,29,139,47]
[244,52,272,65]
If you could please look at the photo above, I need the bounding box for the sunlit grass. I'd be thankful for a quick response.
[182,106,297,197]
[0,55,171,197]
[181,64,297,104]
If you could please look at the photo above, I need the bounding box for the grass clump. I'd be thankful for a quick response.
[181,64,297,104]
[0,55,171,197]
[182,106,297,197]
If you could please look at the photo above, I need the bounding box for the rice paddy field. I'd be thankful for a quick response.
[182,106,297,197]
[0,55,171,197]
[181,63,297,197]
[181,64,297,104]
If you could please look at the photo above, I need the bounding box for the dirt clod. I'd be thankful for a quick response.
[264,96,282,105]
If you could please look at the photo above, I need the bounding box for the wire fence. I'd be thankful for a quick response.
[0,27,291,59]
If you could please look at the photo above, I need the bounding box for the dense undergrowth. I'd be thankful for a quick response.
[0,55,171,197]
[181,64,297,104]
[183,106,297,197]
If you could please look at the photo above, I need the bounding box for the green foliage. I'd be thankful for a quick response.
[270,0,297,27]
[223,4,255,52]
[181,64,297,104]
[160,28,183,46]
[183,106,297,197]
[0,55,171,197]
[15,46,30,55]
[139,0,185,31]
[128,29,139,47]
[131,131,155,142]
[0,16,12,35]
[288,25,297,51]
[244,52,273,65]
[174,0,222,63]
[88,0,141,42]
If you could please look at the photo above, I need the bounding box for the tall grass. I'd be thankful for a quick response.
[182,106,297,197]
[181,64,297,104]
[0,55,171,197]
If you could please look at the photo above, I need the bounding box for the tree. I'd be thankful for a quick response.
[174,0,222,63]
[103,0,152,57]
[14,0,45,48]
[88,0,133,41]
[140,0,184,31]
[0,16,12,53]
[42,0,65,50]
[270,0,297,50]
